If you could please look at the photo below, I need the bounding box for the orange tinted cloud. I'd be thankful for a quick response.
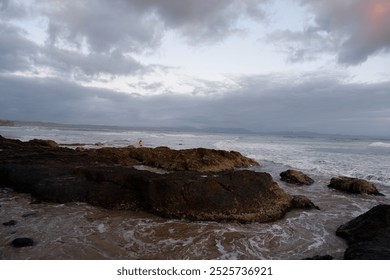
[368,0,390,22]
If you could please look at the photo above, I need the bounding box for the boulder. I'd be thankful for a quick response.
[28,139,59,148]
[336,204,390,259]
[140,170,319,222]
[77,167,320,222]
[280,169,314,185]
[328,177,384,196]
[291,195,320,210]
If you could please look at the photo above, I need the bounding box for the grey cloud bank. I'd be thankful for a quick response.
[0,0,389,137]
[1,73,389,137]
[270,0,390,64]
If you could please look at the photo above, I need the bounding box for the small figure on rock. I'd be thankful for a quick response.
[138,140,144,147]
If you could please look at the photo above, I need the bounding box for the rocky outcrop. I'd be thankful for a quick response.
[0,163,319,223]
[0,136,319,223]
[336,204,390,259]
[28,139,59,148]
[87,146,260,172]
[328,177,384,196]
[280,169,314,186]
[140,170,319,222]
[0,135,258,172]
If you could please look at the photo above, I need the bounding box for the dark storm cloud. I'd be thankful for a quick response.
[269,0,390,65]
[39,47,144,77]
[40,0,268,52]
[130,0,268,44]
[40,0,164,54]
[1,74,389,136]
[1,0,269,78]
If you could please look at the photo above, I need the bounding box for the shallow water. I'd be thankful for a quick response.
[1,126,390,259]
[1,176,389,260]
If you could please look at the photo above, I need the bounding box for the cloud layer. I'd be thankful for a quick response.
[0,0,268,78]
[2,73,389,136]
[0,0,389,136]
[269,0,390,65]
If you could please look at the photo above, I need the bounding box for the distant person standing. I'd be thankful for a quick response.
[138,140,144,147]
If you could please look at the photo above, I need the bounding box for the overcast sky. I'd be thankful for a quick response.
[1,0,390,136]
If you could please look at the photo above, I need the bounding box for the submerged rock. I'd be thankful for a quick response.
[336,204,390,259]
[280,169,314,186]
[328,176,384,196]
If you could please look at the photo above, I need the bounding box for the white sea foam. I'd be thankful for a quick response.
[369,142,390,148]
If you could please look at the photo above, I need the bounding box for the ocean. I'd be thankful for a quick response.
[1,125,390,259]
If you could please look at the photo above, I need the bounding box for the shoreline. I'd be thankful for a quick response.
[1,136,389,259]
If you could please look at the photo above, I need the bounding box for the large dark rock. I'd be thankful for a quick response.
[0,136,319,223]
[0,135,259,172]
[280,169,314,186]
[82,167,321,222]
[140,170,319,222]
[336,204,390,259]
[328,176,384,196]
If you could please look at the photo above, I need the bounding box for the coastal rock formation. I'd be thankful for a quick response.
[336,204,390,259]
[28,139,59,148]
[0,164,319,223]
[328,176,384,196]
[88,146,260,172]
[140,170,319,222]
[0,135,259,172]
[0,136,319,223]
[280,169,314,186]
